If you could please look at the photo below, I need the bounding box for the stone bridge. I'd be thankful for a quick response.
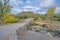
[0,18,32,40]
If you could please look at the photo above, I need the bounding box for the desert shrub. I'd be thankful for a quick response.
[33,16,39,21]
[4,13,18,23]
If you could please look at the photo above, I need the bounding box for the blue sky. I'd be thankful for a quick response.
[9,0,60,14]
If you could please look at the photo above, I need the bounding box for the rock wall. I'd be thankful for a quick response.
[16,25,27,40]
[7,25,29,40]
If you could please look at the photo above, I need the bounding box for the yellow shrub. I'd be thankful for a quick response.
[4,13,18,23]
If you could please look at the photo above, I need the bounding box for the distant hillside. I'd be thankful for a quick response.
[17,11,41,19]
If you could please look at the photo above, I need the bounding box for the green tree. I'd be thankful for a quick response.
[45,7,55,19]
[0,0,11,24]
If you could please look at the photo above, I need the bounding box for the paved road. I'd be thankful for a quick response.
[21,31,60,40]
[0,18,31,40]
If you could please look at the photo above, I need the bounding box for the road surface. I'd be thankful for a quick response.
[0,18,31,40]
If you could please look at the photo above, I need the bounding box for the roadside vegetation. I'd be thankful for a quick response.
[0,0,60,26]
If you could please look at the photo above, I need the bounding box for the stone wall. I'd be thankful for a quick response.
[16,25,27,40]
[7,24,29,40]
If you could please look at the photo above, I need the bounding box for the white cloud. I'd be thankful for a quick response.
[40,0,54,7]
[11,6,39,13]
[10,0,56,14]
[56,7,60,10]
[23,6,40,11]
[40,11,46,14]
[34,11,46,14]
[11,8,47,14]
[11,8,34,13]
[22,9,34,12]
[26,1,31,3]
[11,8,22,13]
[56,7,60,13]
[17,1,24,4]
[10,0,24,6]
[11,8,21,11]
[10,0,19,6]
